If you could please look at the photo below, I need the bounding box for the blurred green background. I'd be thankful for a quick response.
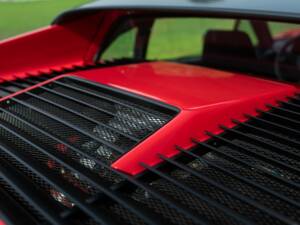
[0,0,90,40]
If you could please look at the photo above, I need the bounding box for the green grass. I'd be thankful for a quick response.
[0,0,90,40]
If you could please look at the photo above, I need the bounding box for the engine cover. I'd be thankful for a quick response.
[72,62,296,175]
[0,62,296,175]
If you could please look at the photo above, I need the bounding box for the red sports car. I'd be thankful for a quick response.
[0,0,299,225]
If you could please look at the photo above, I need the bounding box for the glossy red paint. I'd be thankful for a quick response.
[292,82,300,90]
[0,220,5,225]
[0,11,121,81]
[72,62,297,175]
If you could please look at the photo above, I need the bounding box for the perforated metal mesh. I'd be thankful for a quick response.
[0,76,177,225]
[0,73,299,225]
[136,95,300,225]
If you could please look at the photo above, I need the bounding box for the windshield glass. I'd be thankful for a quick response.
[99,17,300,83]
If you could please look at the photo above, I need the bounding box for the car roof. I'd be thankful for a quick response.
[54,0,300,23]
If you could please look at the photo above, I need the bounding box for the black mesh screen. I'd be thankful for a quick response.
[0,73,299,225]
[134,95,300,225]
[0,76,177,225]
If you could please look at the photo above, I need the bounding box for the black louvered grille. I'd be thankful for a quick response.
[138,95,300,225]
[0,76,177,225]
[0,71,299,225]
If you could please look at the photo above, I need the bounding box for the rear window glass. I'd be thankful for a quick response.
[147,18,235,60]
[102,28,137,61]
[269,22,300,38]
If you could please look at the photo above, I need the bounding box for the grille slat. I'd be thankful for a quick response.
[0,184,40,225]
[257,109,300,128]
[206,131,300,177]
[11,96,126,154]
[119,172,209,225]
[266,103,300,117]
[0,105,121,182]
[27,80,118,118]
[0,105,165,225]
[232,119,300,149]
[6,80,31,90]
[0,85,14,95]
[52,79,166,119]
[152,155,295,225]
[245,113,300,137]
[24,77,167,139]
[220,124,300,164]
[140,161,254,225]
[280,100,300,109]
[23,90,140,142]
[193,140,300,190]
[0,121,119,225]
[132,97,300,225]
[175,146,300,208]
[0,110,199,224]
[0,147,65,225]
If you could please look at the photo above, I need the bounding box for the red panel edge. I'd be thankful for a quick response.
[0,10,123,82]
[0,12,103,79]
[112,88,296,176]
[0,24,86,77]
[0,63,86,85]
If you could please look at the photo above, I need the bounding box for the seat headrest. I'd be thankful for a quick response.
[203,30,256,58]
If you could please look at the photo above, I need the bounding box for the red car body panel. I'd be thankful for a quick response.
[0,11,122,82]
